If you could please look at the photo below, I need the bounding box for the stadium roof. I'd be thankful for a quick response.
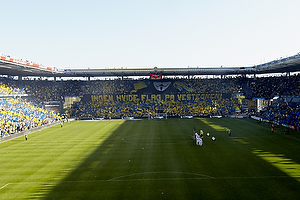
[1,53,300,78]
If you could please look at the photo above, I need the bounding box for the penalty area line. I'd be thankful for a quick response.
[0,183,12,190]
[1,175,299,188]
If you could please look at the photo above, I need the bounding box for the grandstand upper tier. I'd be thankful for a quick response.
[1,53,300,78]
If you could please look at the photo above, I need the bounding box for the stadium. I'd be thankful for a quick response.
[1,53,300,199]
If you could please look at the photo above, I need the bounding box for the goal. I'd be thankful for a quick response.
[148,113,167,120]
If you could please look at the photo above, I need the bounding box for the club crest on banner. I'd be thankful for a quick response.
[153,82,171,92]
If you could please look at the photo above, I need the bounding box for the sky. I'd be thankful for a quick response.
[1,0,300,69]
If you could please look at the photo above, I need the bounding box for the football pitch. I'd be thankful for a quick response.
[0,118,300,199]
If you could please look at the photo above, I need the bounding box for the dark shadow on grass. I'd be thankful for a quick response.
[39,119,300,200]
[38,119,200,199]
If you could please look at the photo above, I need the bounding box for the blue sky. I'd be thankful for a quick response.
[1,0,299,69]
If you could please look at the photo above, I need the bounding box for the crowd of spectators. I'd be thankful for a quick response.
[0,82,61,138]
[68,77,243,119]
[1,74,300,130]
[178,77,243,94]
[2,77,245,102]
[257,101,300,130]
[69,96,242,119]
[246,74,300,98]
[3,74,300,102]
[16,79,132,102]
[70,99,230,119]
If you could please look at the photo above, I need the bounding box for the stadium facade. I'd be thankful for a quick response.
[1,53,300,78]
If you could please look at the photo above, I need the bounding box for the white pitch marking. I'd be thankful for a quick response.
[107,175,300,182]
[0,183,12,190]
[108,171,214,181]
[1,175,299,188]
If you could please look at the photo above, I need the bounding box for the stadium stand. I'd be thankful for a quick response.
[55,77,244,119]
[247,74,300,98]
[1,67,300,134]
[0,80,61,138]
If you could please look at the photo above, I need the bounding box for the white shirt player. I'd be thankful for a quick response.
[196,134,202,146]
[199,138,203,146]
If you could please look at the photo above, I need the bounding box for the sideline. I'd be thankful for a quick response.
[0,119,75,144]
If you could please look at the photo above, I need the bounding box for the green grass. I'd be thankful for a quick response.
[0,118,300,199]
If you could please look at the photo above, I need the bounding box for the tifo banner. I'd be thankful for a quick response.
[80,80,233,103]
[82,93,232,103]
[131,80,195,94]
[153,82,171,92]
